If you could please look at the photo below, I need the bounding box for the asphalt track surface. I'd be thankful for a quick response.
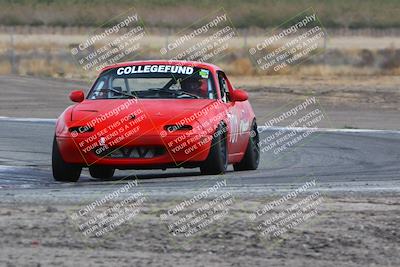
[0,118,399,202]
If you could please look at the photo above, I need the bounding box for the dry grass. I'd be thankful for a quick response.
[0,61,11,75]
[1,30,400,78]
[1,0,400,29]
[18,58,88,78]
[295,65,378,76]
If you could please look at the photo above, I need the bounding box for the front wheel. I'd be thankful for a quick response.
[52,137,82,182]
[200,125,228,175]
[89,166,115,179]
[233,121,260,171]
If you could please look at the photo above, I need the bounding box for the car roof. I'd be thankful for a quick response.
[100,60,222,73]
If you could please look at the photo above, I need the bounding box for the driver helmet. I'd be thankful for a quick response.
[181,78,208,97]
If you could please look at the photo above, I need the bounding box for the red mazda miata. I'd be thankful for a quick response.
[52,60,259,182]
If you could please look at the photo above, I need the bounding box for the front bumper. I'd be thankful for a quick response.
[56,133,212,168]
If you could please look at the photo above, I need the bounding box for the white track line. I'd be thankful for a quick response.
[0,116,56,123]
[0,116,399,134]
[257,126,400,134]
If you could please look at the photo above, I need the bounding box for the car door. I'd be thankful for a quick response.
[217,71,243,155]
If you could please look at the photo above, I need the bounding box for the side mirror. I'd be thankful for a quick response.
[69,90,84,103]
[231,89,248,102]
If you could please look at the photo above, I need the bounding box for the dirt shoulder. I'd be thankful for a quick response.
[0,74,399,129]
[231,75,400,130]
[0,193,399,267]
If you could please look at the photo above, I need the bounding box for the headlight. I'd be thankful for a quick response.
[164,125,192,133]
[68,126,94,134]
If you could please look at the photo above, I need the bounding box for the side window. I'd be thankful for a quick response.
[207,78,217,99]
[217,71,230,102]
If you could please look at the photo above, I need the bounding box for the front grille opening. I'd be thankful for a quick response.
[94,146,165,158]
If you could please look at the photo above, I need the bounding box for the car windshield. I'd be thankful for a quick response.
[88,65,216,100]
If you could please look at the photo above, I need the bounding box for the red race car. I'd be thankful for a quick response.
[52,60,259,182]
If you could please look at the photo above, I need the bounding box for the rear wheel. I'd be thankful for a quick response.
[233,121,259,171]
[200,125,228,175]
[89,166,115,179]
[52,137,82,182]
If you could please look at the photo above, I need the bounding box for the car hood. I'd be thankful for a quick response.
[70,99,217,125]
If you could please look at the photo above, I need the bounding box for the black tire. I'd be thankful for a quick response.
[233,121,260,171]
[89,166,115,179]
[200,125,228,175]
[52,136,82,182]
